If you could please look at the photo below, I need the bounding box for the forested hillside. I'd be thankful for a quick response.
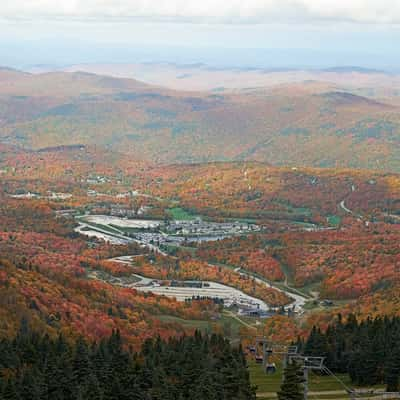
[0,324,255,400]
[147,163,400,220]
[1,104,400,398]
[302,315,400,390]
[0,194,218,345]
[1,68,400,171]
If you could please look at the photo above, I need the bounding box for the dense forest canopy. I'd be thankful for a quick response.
[0,322,255,400]
[300,314,400,390]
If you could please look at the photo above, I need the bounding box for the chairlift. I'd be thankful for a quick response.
[247,346,256,354]
[287,345,298,354]
[255,355,263,364]
[266,362,277,374]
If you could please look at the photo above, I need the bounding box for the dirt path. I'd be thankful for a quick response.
[257,390,348,397]
[223,310,256,330]
[257,390,397,399]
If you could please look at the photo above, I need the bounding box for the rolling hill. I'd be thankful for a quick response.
[1,67,400,171]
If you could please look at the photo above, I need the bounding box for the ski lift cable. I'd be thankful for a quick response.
[321,366,355,395]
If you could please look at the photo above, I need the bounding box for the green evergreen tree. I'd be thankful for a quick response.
[0,321,256,400]
[83,373,104,400]
[2,380,19,400]
[73,337,91,385]
[19,368,43,400]
[277,361,304,400]
[386,344,400,392]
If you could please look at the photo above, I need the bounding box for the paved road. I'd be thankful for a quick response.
[339,200,352,214]
[197,258,309,312]
[75,220,167,255]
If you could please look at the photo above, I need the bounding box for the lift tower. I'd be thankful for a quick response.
[254,337,324,400]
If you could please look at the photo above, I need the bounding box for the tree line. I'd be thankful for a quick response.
[298,314,400,391]
[0,320,256,400]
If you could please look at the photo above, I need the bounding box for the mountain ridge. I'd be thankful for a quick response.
[0,68,399,172]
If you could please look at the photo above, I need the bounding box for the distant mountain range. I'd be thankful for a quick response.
[0,66,399,172]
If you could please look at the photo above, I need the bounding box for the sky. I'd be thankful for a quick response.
[1,0,400,70]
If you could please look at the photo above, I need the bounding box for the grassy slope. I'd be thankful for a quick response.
[167,207,197,220]
[249,360,363,398]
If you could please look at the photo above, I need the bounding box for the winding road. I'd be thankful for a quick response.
[76,215,309,312]
[106,255,309,313]
[236,268,309,312]
[75,218,168,255]
[339,200,352,214]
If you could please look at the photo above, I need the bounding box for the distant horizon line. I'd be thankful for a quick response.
[12,62,397,75]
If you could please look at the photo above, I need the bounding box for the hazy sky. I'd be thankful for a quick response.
[1,0,399,70]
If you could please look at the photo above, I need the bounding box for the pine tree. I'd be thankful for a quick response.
[2,379,19,400]
[386,344,400,392]
[83,373,104,400]
[277,361,304,400]
[188,371,220,400]
[73,336,91,385]
[0,323,256,400]
[360,337,379,386]
[19,368,43,400]
[304,327,328,358]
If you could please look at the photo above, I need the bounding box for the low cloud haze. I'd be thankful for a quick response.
[1,1,399,70]
[2,0,400,24]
